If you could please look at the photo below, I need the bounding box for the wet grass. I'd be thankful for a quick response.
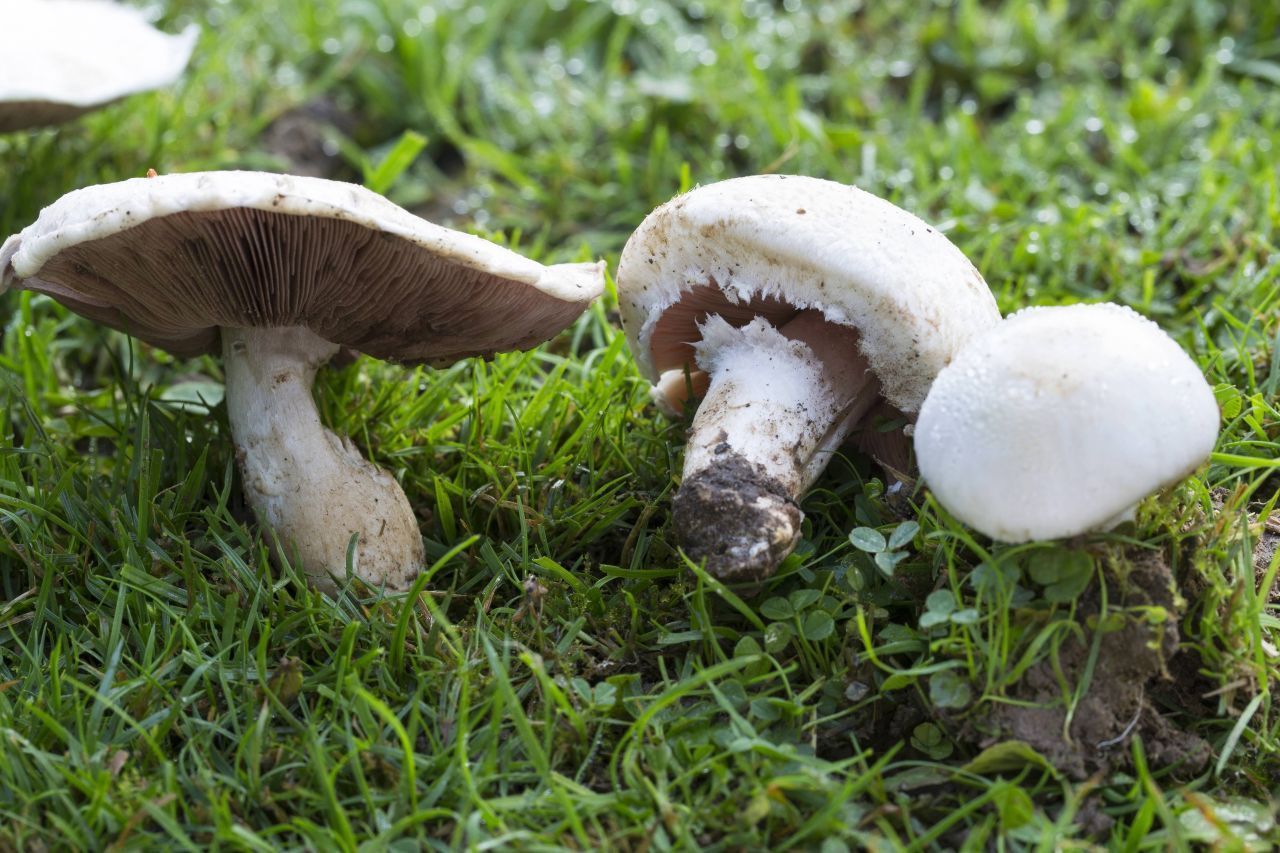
[0,0,1278,848]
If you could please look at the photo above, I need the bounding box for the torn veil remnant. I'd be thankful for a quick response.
[0,171,605,591]
[0,0,197,132]
[914,303,1220,542]
[616,174,1000,581]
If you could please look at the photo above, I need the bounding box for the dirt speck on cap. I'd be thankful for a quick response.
[672,452,802,582]
[983,550,1212,780]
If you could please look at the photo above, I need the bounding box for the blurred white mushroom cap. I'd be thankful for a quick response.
[0,0,198,132]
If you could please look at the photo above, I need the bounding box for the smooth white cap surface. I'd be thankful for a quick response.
[616,174,1000,413]
[0,0,198,132]
[914,303,1220,542]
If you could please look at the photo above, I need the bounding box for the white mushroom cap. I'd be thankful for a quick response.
[0,170,604,360]
[0,0,198,132]
[616,174,1000,413]
[0,170,605,593]
[914,303,1220,543]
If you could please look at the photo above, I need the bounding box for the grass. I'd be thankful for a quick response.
[0,0,1278,847]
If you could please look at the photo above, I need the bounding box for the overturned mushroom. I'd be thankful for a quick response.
[0,171,604,591]
[914,303,1220,542]
[616,174,1000,581]
[0,0,197,132]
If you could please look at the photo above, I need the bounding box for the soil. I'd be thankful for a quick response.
[671,451,802,582]
[260,97,359,181]
[1254,514,1280,604]
[984,550,1213,780]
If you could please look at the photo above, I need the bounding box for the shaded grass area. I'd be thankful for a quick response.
[0,0,1277,847]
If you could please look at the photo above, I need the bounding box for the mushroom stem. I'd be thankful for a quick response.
[222,326,424,592]
[673,311,876,580]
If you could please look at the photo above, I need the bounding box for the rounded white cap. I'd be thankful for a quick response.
[616,174,999,413]
[914,303,1220,542]
[0,0,198,132]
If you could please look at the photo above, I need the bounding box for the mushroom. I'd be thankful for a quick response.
[0,171,605,591]
[0,0,197,133]
[913,303,1220,542]
[616,174,1000,581]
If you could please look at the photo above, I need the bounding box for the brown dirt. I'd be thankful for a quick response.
[1254,514,1280,604]
[260,97,359,181]
[672,451,802,582]
[985,550,1212,780]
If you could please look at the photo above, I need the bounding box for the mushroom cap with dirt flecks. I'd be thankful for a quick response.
[616,174,1000,413]
[914,303,1220,543]
[0,171,605,360]
[0,0,198,133]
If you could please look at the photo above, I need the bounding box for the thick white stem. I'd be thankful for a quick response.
[223,326,424,592]
[674,311,875,580]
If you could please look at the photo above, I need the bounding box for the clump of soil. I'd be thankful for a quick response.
[1253,514,1280,604]
[261,97,359,181]
[985,550,1212,780]
[672,451,801,581]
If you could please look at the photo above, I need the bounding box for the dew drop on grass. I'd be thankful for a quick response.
[274,66,301,86]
